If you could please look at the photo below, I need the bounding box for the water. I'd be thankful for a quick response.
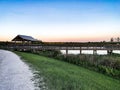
[0,50,38,90]
[113,50,120,54]
[61,50,120,55]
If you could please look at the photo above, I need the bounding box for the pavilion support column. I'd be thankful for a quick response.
[15,40,16,44]
[14,40,17,51]
[93,50,97,55]
[22,41,24,45]
[107,50,113,55]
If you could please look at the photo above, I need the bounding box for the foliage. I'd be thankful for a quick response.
[29,50,120,79]
[15,52,120,90]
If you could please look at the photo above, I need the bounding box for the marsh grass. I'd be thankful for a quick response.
[16,52,120,90]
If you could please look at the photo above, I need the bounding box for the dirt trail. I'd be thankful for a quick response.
[0,50,37,90]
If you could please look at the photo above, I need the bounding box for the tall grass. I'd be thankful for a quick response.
[62,54,120,79]
[16,52,120,90]
[28,50,120,79]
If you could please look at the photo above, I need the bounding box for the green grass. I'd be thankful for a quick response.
[15,52,120,90]
[104,54,120,61]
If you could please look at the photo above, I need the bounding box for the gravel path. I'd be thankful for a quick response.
[0,50,37,90]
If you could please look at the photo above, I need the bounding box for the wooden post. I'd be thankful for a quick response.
[93,50,97,55]
[66,49,68,56]
[80,50,82,54]
[107,50,113,55]
[80,47,82,55]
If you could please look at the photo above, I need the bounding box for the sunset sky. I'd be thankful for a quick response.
[0,0,120,42]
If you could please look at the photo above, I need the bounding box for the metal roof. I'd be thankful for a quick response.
[12,35,40,41]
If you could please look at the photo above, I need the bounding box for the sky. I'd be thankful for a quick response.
[0,0,120,42]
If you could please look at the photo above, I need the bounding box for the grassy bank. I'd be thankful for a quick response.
[34,50,120,79]
[15,51,120,90]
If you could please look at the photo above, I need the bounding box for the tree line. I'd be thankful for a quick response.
[110,37,120,42]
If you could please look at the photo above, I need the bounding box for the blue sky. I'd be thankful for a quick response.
[0,0,120,42]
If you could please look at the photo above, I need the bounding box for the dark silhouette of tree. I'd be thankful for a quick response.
[116,37,120,42]
[110,38,114,42]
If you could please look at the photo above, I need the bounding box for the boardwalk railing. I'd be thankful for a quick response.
[0,42,120,55]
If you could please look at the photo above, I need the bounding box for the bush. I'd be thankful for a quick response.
[56,54,120,79]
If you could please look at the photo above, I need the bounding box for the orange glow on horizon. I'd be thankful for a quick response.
[0,35,113,42]
[0,37,10,41]
[0,35,15,41]
[39,36,110,42]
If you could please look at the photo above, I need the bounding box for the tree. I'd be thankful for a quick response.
[110,38,114,42]
[116,37,120,42]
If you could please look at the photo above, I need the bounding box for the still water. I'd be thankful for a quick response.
[0,50,38,90]
[61,50,120,55]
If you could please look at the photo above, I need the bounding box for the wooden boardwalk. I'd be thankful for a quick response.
[1,42,120,55]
